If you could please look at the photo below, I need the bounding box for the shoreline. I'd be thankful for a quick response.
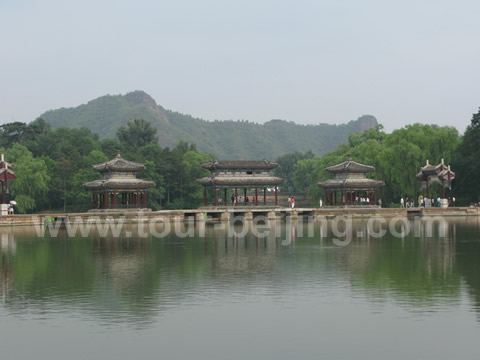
[1,206,478,227]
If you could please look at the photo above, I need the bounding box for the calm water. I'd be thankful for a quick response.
[1,216,480,359]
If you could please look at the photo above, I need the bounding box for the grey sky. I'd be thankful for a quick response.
[1,0,479,133]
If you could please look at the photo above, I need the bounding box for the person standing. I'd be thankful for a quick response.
[319,198,323,208]
[291,196,295,209]
[287,196,291,208]
[452,196,456,206]
[400,197,404,208]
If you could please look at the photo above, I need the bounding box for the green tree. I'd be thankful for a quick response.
[454,108,480,202]
[274,151,314,194]
[5,144,50,213]
[116,119,158,148]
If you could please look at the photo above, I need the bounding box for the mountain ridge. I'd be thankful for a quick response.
[39,90,378,159]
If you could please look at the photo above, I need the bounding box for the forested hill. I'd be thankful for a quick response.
[40,90,378,159]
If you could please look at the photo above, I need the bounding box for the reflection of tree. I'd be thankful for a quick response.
[347,218,461,308]
[453,217,480,318]
[2,217,480,325]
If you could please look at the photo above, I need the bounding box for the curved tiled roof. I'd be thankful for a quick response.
[318,178,384,189]
[196,176,285,186]
[0,160,16,181]
[201,160,279,170]
[325,159,375,173]
[92,152,145,172]
[84,178,155,190]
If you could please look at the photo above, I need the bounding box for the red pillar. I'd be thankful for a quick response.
[263,188,266,205]
[255,188,258,205]
[275,187,278,205]
[144,191,148,208]
[374,189,377,205]
[111,193,117,208]
[235,187,238,205]
[214,187,218,207]
[426,178,430,198]
[244,188,247,203]
[224,188,227,206]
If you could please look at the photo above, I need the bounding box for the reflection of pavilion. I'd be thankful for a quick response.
[1,233,16,255]
[318,156,384,206]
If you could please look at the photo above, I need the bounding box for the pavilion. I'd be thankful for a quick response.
[416,159,455,198]
[0,154,16,215]
[84,152,155,210]
[317,156,384,206]
[196,160,286,207]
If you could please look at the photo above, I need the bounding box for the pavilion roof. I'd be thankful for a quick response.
[417,159,454,179]
[200,159,279,170]
[196,175,285,187]
[0,158,16,182]
[325,158,375,173]
[92,152,145,172]
[318,178,384,189]
[84,178,155,190]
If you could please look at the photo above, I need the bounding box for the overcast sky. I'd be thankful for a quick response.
[1,0,479,133]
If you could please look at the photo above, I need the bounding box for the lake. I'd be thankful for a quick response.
[1,216,480,359]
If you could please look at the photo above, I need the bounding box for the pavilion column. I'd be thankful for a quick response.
[334,191,337,206]
[275,187,278,205]
[111,193,117,208]
[144,191,148,208]
[224,188,227,206]
[374,189,377,205]
[214,187,218,207]
[244,188,247,203]
[426,178,430,198]
[255,188,258,206]
[263,188,266,205]
[92,193,96,209]
[203,187,207,206]
[235,188,238,205]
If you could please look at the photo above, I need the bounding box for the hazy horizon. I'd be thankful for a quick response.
[2,0,479,133]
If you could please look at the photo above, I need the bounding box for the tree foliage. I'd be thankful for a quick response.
[292,124,461,206]
[0,118,212,213]
[454,108,480,202]
[116,118,158,148]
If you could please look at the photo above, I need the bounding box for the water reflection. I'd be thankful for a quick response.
[0,216,480,326]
